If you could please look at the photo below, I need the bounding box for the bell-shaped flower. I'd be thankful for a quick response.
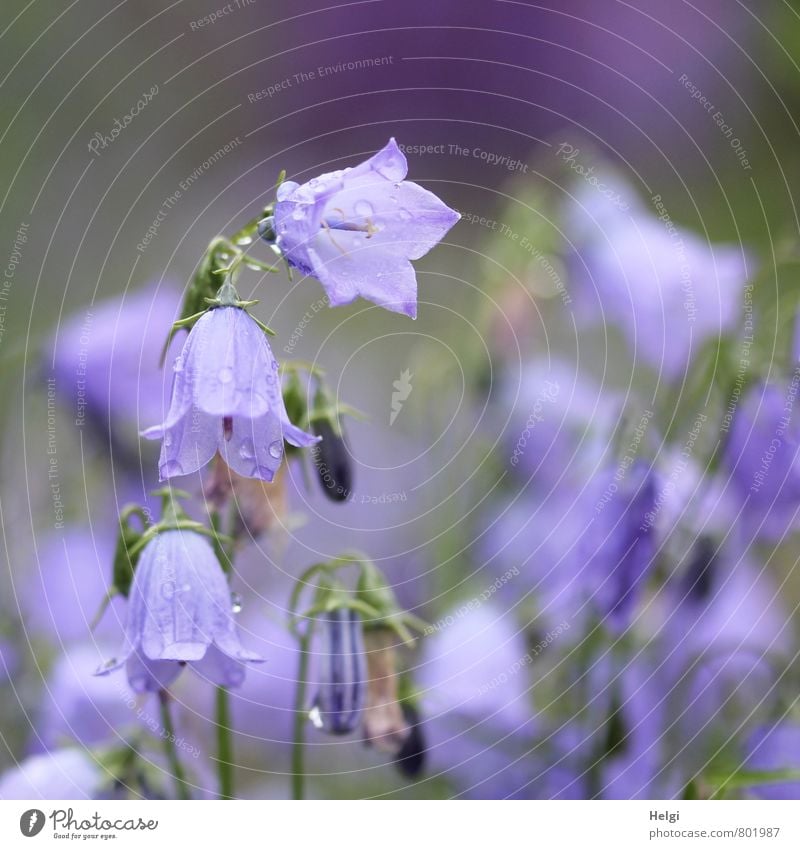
[273,138,460,318]
[97,529,263,692]
[143,305,318,481]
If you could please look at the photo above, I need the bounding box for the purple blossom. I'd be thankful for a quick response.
[0,749,104,800]
[724,378,800,539]
[143,306,318,481]
[743,723,800,799]
[49,283,182,452]
[98,529,263,692]
[582,460,658,629]
[273,138,459,318]
[566,173,749,379]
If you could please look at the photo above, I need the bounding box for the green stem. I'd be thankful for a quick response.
[158,690,190,800]
[291,630,312,800]
[216,686,234,799]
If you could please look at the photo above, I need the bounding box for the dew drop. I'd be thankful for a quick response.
[292,208,305,221]
[173,356,184,373]
[218,367,234,384]
[231,593,243,614]
[354,199,374,218]
[239,438,255,460]
[164,433,173,447]
[268,440,283,459]
[398,208,412,221]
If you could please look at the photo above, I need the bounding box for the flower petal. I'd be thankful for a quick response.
[218,412,283,482]
[152,411,221,480]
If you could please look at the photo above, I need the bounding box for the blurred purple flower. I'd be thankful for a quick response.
[655,551,792,775]
[582,460,658,629]
[743,723,800,799]
[725,379,800,540]
[32,642,139,753]
[0,749,104,799]
[98,530,262,692]
[566,174,749,379]
[417,603,541,798]
[273,138,459,318]
[23,528,121,645]
[143,306,318,481]
[49,284,181,454]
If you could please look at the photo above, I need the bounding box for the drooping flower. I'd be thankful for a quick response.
[143,305,318,481]
[272,138,460,318]
[97,529,263,692]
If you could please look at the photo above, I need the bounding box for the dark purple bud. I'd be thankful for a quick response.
[311,419,353,502]
[683,536,716,602]
[394,703,426,779]
[310,609,366,735]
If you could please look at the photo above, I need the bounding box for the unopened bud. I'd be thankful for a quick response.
[311,419,353,502]
[310,609,366,735]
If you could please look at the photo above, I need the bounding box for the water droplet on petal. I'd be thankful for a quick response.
[164,433,173,447]
[398,208,412,221]
[231,593,243,614]
[239,439,255,460]
[268,440,283,459]
[292,207,305,221]
[218,367,234,384]
[173,356,184,373]
[354,199,374,218]
[161,580,176,601]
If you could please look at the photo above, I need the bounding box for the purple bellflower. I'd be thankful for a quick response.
[98,529,263,692]
[273,138,460,318]
[143,305,318,481]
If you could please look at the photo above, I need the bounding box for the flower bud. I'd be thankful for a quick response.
[310,609,366,735]
[311,418,353,502]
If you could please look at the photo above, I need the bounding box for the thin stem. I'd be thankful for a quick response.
[216,686,235,799]
[291,629,312,800]
[158,690,191,800]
